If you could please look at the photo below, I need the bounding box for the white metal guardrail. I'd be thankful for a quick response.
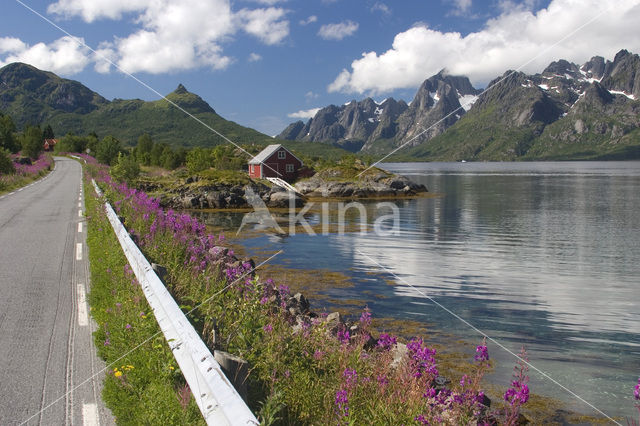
[92,180,258,426]
[266,177,303,195]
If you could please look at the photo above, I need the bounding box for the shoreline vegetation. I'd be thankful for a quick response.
[75,152,622,424]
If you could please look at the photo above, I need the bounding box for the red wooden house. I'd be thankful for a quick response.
[248,144,303,182]
[43,139,58,151]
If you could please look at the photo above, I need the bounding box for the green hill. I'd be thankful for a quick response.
[0,63,349,159]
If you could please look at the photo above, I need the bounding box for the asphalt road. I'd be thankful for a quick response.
[0,157,113,425]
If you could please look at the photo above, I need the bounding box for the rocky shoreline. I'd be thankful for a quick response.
[139,168,428,210]
[294,169,427,198]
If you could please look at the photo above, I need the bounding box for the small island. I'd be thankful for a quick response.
[137,144,428,211]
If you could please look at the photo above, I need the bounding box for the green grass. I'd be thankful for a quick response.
[84,176,204,425]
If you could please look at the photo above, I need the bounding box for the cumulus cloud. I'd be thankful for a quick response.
[0,36,89,75]
[299,15,318,26]
[329,0,640,94]
[318,20,359,41]
[288,107,320,119]
[248,52,263,62]
[47,0,289,74]
[236,7,290,45]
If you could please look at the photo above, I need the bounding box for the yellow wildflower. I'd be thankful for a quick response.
[114,371,122,378]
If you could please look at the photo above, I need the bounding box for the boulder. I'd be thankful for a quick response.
[267,191,304,208]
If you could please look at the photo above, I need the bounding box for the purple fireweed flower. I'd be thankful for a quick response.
[635,377,640,400]
[343,368,358,389]
[104,338,110,346]
[125,324,132,330]
[377,374,388,387]
[337,328,350,345]
[313,350,324,360]
[263,324,273,333]
[334,389,349,418]
[360,308,372,327]
[475,344,489,362]
[504,381,529,405]
[376,333,397,350]
[415,414,429,424]
[278,284,290,295]
[460,374,469,387]
[407,338,438,379]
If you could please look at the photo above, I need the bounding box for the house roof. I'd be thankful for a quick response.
[248,144,302,165]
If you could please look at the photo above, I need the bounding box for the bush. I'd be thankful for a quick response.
[110,152,140,185]
[96,135,122,165]
[185,147,212,174]
[20,125,43,159]
[0,148,15,175]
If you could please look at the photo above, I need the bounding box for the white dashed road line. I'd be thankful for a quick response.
[78,222,83,233]
[82,403,98,426]
[77,284,89,327]
[76,243,83,261]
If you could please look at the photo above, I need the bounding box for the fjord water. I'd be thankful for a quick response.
[203,161,640,418]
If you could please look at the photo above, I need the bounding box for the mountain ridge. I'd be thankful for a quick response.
[279,49,640,160]
[0,62,279,150]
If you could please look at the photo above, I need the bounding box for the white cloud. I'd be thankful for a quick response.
[305,91,319,99]
[299,15,318,26]
[0,36,89,75]
[47,0,289,74]
[329,0,640,94]
[247,0,288,5]
[371,2,391,15]
[288,107,321,119]
[450,0,472,16]
[318,20,359,41]
[47,0,149,22]
[248,52,263,62]
[236,7,290,45]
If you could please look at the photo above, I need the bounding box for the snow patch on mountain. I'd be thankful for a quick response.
[459,94,478,111]
[609,90,636,100]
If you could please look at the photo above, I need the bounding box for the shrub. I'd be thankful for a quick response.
[0,148,15,175]
[110,152,140,185]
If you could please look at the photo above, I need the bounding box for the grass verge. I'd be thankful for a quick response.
[84,172,204,425]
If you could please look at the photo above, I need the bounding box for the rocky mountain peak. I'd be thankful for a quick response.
[165,84,215,114]
[600,49,640,98]
[581,56,606,80]
[543,59,581,78]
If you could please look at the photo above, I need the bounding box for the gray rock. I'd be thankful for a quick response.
[267,191,304,208]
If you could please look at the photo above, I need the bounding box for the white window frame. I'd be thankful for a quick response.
[286,163,294,173]
[278,150,286,159]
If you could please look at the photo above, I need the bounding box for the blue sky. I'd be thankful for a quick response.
[1,0,639,136]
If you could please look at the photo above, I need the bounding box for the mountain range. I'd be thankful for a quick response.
[279,49,640,160]
[2,51,639,162]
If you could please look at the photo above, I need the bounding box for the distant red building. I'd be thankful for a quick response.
[43,139,58,151]
[248,144,303,182]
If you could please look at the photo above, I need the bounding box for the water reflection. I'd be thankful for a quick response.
[198,161,640,417]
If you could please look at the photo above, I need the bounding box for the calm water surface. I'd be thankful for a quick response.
[198,161,640,419]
